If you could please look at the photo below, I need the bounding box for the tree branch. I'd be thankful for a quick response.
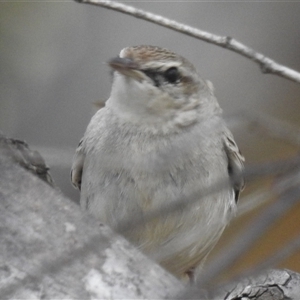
[179,269,300,299]
[2,136,300,299]
[75,0,300,84]
[0,145,183,299]
[213,269,300,300]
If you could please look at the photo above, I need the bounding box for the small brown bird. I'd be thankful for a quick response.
[71,45,244,281]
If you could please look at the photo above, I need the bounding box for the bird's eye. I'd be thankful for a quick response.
[164,67,181,84]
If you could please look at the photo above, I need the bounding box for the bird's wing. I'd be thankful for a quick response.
[71,139,85,190]
[223,130,245,202]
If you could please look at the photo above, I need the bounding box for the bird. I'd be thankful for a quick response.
[71,45,244,281]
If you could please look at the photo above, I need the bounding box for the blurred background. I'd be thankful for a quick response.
[1,0,300,285]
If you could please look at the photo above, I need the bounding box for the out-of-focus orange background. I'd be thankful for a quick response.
[210,130,300,283]
[1,1,300,280]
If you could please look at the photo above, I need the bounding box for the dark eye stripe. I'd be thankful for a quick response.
[142,67,181,87]
[142,70,161,87]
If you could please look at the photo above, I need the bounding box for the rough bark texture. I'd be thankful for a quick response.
[179,269,300,299]
[0,131,54,187]
[1,136,300,300]
[0,141,183,299]
[212,269,300,300]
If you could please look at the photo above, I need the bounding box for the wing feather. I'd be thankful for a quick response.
[223,130,245,202]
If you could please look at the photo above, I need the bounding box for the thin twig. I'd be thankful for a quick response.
[75,0,300,84]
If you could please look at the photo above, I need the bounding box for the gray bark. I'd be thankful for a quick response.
[1,135,300,299]
[0,139,183,299]
[213,269,300,300]
[178,269,300,299]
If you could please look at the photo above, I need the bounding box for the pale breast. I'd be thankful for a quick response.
[80,108,235,277]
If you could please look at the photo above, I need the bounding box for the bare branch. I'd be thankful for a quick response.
[2,134,300,299]
[0,152,182,299]
[181,269,300,300]
[75,0,300,84]
[213,269,300,300]
[180,269,300,299]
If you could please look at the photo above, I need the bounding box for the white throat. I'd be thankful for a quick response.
[106,73,205,132]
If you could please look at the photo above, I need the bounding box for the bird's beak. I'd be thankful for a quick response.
[108,57,144,81]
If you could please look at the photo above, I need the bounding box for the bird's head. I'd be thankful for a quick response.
[107,45,220,128]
